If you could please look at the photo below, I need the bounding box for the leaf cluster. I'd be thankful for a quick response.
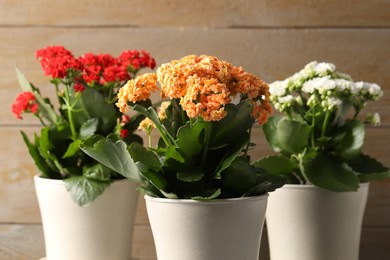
[254,115,389,191]
[82,101,285,199]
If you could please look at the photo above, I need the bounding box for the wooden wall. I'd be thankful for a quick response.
[0,0,389,259]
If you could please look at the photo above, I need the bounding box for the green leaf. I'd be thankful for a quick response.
[16,67,33,92]
[138,168,177,198]
[79,118,99,140]
[64,176,111,206]
[83,163,112,181]
[81,137,142,182]
[191,189,221,200]
[243,175,286,197]
[213,132,249,179]
[62,139,82,158]
[164,145,186,172]
[20,131,61,179]
[221,157,258,196]
[262,116,283,152]
[177,168,204,182]
[348,153,390,182]
[69,87,116,133]
[176,121,206,161]
[335,119,365,160]
[128,142,162,169]
[277,117,311,154]
[252,155,298,175]
[210,102,254,147]
[301,152,360,192]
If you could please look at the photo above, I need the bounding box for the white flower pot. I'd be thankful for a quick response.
[266,183,369,260]
[34,176,139,260]
[145,194,268,260]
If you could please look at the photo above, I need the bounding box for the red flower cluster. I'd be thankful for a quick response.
[36,46,156,91]
[11,91,38,119]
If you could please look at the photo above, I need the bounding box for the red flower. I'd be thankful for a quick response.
[73,83,85,93]
[120,129,129,138]
[36,46,80,79]
[11,92,38,119]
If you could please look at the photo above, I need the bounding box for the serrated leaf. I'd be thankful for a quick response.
[348,153,390,181]
[64,176,111,206]
[301,153,360,192]
[252,155,298,175]
[243,175,286,197]
[128,142,162,169]
[79,118,99,140]
[81,138,142,182]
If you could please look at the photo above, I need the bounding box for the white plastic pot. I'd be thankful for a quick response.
[145,194,268,260]
[34,176,139,260]
[266,183,369,260]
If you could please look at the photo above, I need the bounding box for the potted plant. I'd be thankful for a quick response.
[11,46,156,260]
[253,61,390,260]
[81,54,285,260]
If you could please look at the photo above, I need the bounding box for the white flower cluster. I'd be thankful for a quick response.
[269,61,383,113]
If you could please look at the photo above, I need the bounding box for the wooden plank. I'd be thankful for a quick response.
[0,0,389,27]
[1,224,390,260]
[0,28,389,125]
[0,224,157,260]
[0,224,44,260]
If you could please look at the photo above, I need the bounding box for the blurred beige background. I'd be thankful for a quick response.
[0,1,389,259]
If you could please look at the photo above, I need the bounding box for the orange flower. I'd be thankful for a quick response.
[116,73,158,112]
[180,76,231,121]
[158,101,171,120]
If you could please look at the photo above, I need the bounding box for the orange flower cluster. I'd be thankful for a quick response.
[117,55,271,124]
[117,73,158,112]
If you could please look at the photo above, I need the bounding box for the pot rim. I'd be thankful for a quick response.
[33,175,130,185]
[279,182,369,190]
[144,193,269,205]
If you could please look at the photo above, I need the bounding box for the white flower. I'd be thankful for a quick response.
[365,113,381,126]
[366,83,383,100]
[278,95,294,105]
[269,80,287,97]
[334,78,353,94]
[302,76,334,94]
[314,62,336,76]
[323,97,342,111]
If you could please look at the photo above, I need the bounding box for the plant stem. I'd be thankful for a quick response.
[310,109,316,148]
[63,85,77,140]
[201,123,211,167]
[321,111,331,138]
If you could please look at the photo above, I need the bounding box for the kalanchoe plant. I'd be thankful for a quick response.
[11,46,156,206]
[81,55,285,199]
[253,61,390,192]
